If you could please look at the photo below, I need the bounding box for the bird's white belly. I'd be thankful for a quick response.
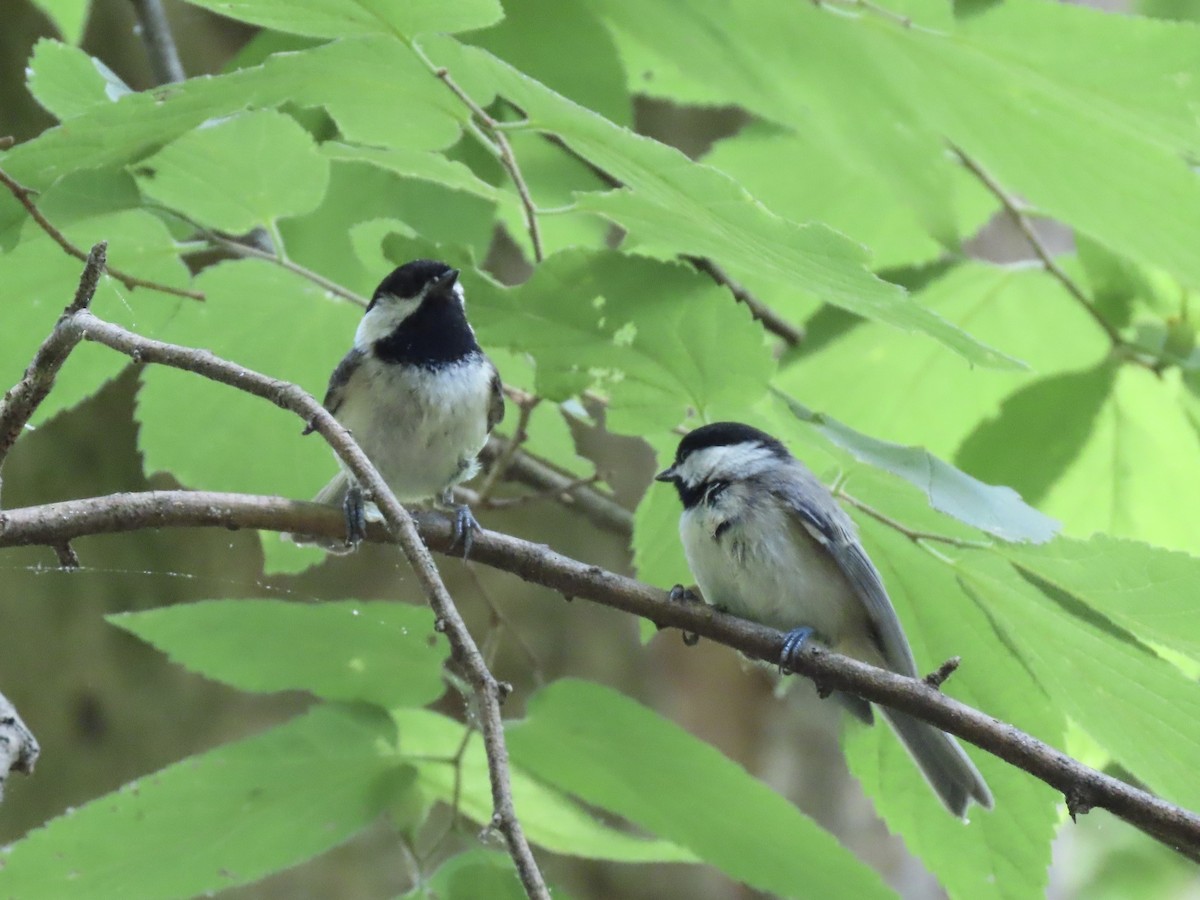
[334,358,492,502]
[680,501,859,645]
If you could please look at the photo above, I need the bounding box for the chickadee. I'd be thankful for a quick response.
[656,422,993,817]
[294,259,504,553]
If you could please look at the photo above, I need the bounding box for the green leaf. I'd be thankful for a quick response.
[279,159,496,298]
[6,34,473,193]
[960,364,1200,553]
[109,600,447,707]
[467,0,631,127]
[633,479,692,592]
[777,392,1059,543]
[430,38,1014,368]
[274,37,468,150]
[958,554,1200,810]
[26,39,131,120]
[593,0,1200,293]
[777,262,1104,458]
[0,704,405,898]
[181,0,503,38]
[846,521,1058,899]
[1004,536,1200,662]
[401,850,553,900]
[704,125,995,270]
[320,142,505,202]
[0,203,189,425]
[135,109,329,233]
[135,259,358,573]
[506,680,890,899]
[29,0,92,44]
[394,709,697,863]
[468,250,775,432]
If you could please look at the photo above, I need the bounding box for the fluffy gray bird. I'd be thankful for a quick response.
[296,259,504,553]
[656,421,992,816]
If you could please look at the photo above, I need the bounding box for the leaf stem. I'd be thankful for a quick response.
[835,487,994,550]
[410,44,544,263]
[0,167,204,301]
[951,147,1125,349]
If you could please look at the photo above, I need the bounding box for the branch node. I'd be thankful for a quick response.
[1066,787,1095,822]
[495,680,513,703]
[924,656,961,690]
[433,617,448,633]
[52,542,80,570]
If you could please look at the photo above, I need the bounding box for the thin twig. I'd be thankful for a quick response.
[3,488,1200,860]
[0,689,39,805]
[462,473,602,511]
[0,169,204,301]
[685,256,805,346]
[532,134,804,346]
[130,0,186,84]
[412,48,543,263]
[163,208,369,307]
[464,560,546,686]
[0,243,108,469]
[476,394,540,504]
[0,253,549,899]
[951,147,1124,347]
[480,436,632,536]
[835,488,994,550]
[924,657,960,690]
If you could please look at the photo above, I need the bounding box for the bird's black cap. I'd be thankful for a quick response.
[655,421,790,481]
[370,259,459,308]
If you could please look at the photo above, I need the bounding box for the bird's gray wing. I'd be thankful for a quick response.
[485,360,506,433]
[322,347,366,417]
[776,468,919,678]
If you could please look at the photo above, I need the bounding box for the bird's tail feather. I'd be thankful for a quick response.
[882,708,993,817]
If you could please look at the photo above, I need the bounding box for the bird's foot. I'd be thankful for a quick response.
[343,487,367,550]
[450,504,482,559]
[668,584,702,646]
[778,626,815,674]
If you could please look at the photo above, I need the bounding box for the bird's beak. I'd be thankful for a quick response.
[654,466,675,483]
[431,268,460,294]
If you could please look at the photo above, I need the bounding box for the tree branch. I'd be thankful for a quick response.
[0,242,107,471]
[129,0,186,85]
[2,489,1200,861]
[0,689,39,805]
[0,251,549,900]
[0,168,204,301]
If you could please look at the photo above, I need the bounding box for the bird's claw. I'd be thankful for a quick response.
[343,487,367,550]
[450,504,481,558]
[779,626,815,674]
[669,584,700,605]
[668,585,702,646]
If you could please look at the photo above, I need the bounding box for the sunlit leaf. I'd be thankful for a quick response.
[506,679,890,899]
[135,110,329,233]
